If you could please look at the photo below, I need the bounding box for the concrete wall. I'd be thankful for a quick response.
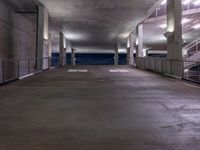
[0,1,37,82]
[0,1,36,60]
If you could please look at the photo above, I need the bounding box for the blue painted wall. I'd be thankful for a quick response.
[51,53,127,65]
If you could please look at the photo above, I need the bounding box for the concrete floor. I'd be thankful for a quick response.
[0,65,200,150]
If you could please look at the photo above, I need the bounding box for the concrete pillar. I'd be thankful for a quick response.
[166,0,182,60]
[48,33,52,67]
[136,24,144,58]
[71,48,76,66]
[59,32,66,66]
[36,5,49,70]
[127,47,130,65]
[127,33,135,66]
[166,0,183,76]
[114,47,119,66]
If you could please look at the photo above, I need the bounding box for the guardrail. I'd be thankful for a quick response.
[136,57,200,84]
[0,57,61,85]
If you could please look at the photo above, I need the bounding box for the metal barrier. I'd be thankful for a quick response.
[0,57,61,85]
[136,57,200,84]
[184,64,200,84]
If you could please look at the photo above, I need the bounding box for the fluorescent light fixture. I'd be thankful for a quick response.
[183,0,191,5]
[184,69,189,73]
[192,23,200,29]
[118,49,127,52]
[182,18,191,24]
[183,49,187,56]
[143,49,148,57]
[193,0,200,6]
[135,38,139,46]
[161,0,167,5]
[127,38,130,48]
[159,24,167,29]
[44,33,48,40]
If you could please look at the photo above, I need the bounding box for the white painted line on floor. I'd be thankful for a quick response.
[109,69,129,73]
[50,66,56,69]
[19,73,34,80]
[67,69,88,73]
[19,67,56,80]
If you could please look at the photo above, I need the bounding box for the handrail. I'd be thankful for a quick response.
[183,37,200,50]
[0,57,66,85]
[136,57,200,84]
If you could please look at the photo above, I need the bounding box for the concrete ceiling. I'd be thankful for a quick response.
[3,0,161,52]
[38,0,160,51]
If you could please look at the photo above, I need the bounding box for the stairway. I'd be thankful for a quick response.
[184,51,200,69]
[183,38,200,69]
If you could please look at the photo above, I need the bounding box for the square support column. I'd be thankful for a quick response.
[36,5,49,71]
[136,24,144,58]
[71,48,76,66]
[127,33,135,66]
[48,33,52,68]
[59,32,66,66]
[114,48,119,66]
[166,0,183,77]
[127,47,130,65]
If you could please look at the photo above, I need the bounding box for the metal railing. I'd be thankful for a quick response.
[136,57,200,84]
[184,63,200,83]
[183,37,200,59]
[0,57,61,85]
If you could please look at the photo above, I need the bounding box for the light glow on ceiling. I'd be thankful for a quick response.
[182,18,191,24]
[161,0,167,5]
[160,0,200,6]
[183,0,192,5]
[135,38,139,46]
[192,23,200,29]
[127,38,130,48]
[159,18,190,29]
[64,33,88,41]
[193,0,200,6]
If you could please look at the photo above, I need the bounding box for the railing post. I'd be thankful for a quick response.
[170,60,173,75]
[1,61,4,84]
[41,58,43,71]
[28,59,30,74]
[181,60,184,79]
[48,57,51,69]
[199,71,200,82]
[199,65,200,82]
[161,59,164,74]
[17,60,20,78]
[148,58,150,70]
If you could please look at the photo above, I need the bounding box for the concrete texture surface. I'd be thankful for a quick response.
[0,65,200,150]
[0,1,36,59]
[38,0,159,51]
[0,1,37,81]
